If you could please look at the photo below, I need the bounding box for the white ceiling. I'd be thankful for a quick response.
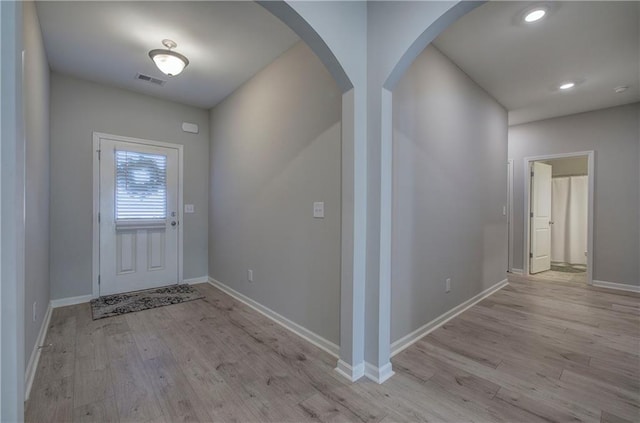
[36,1,300,109]
[433,1,640,125]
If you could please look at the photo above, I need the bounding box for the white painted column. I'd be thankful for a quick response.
[1,0,26,420]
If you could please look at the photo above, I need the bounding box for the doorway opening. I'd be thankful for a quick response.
[524,151,594,284]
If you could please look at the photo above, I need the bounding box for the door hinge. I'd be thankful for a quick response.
[98,212,101,223]
[98,275,101,285]
[531,171,534,177]
[529,253,533,258]
[97,149,101,160]
[530,212,534,218]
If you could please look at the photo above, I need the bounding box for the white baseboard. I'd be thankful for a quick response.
[207,277,340,358]
[183,276,209,285]
[25,303,53,400]
[390,278,508,357]
[364,362,394,384]
[50,294,93,308]
[335,359,365,382]
[592,280,640,293]
[511,268,523,275]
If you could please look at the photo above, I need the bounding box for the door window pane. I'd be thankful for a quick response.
[115,150,167,220]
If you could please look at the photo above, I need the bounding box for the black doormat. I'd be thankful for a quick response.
[90,284,204,320]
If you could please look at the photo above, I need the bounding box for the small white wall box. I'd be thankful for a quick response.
[182,122,199,134]
[313,202,325,218]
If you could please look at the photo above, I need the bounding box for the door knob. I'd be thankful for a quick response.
[171,221,177,227]
[549,221,554,225]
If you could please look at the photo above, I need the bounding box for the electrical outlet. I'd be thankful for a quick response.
[33,302,37,322]
[248,269,253,282]
[445,278,451,293]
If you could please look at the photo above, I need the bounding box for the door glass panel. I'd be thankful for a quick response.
[115,150,167,220]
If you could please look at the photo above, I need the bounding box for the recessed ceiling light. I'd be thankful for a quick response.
[524,8,546,23]
[614,86,628,93]
[559,82,575,90]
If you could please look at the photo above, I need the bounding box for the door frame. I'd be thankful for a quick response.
[507,159,514,273]
[523,150,594,285]
[92,132,184,298]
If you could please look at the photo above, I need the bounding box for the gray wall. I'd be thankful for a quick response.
[50,73,209,299]
[23,0,50,368]
[391,45,508,343]
[209,41,342,345]
[509,103,640,286]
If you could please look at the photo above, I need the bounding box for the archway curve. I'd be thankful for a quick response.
[259,1,353,93]
[383,1,483,91]
[376,1,488,380]
[258,0,364,380]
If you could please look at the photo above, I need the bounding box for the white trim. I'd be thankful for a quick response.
[390,278,508,357]
[511,268,523,275]
[24,304,52,401]
[183,276,209,285]
[364,362,394,384]
[523,151,594,285]
[92,135,100,298]
[377,88,393,370]
[507,159,514,273]
[592,280,640,293]
[339,89,365,371]
[50,295,93,308]
[335,360,365,382]
[92,132,184,298]
[208,278,340,358]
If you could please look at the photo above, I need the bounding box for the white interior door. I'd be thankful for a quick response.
[99,137,180,295]
[530,162,552,274]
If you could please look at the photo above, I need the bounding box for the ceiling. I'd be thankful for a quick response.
[434,1,640,125]
[36,1,300,109]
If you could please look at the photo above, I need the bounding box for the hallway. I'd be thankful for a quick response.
[26,273,639,422]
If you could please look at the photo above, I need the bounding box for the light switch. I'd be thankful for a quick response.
[313,202,324,218]
[185,204,195,214]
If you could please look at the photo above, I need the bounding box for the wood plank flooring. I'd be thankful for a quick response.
[26,275,639,422]
[528,269,587,284]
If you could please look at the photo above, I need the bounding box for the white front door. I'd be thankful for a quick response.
[99,136,180,296]
[530,161,552,274]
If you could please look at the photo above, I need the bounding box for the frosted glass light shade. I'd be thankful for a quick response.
[524,9,546,23]
[149,49,189,76]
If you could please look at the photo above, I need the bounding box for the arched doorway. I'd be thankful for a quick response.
[367,1,485,382]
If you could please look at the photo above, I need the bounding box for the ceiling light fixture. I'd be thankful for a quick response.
[149,39,189,77]
[559,82,575,90]
[614,86,628,93]
[524,8,546,23]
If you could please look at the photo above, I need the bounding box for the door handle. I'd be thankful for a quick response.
[549,221,554,225]
[171,221,177,227]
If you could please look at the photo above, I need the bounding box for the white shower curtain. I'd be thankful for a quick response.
[551,176,588,265]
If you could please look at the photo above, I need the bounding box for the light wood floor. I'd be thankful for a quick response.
[26,275,639,423]
[529,269,587,284]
